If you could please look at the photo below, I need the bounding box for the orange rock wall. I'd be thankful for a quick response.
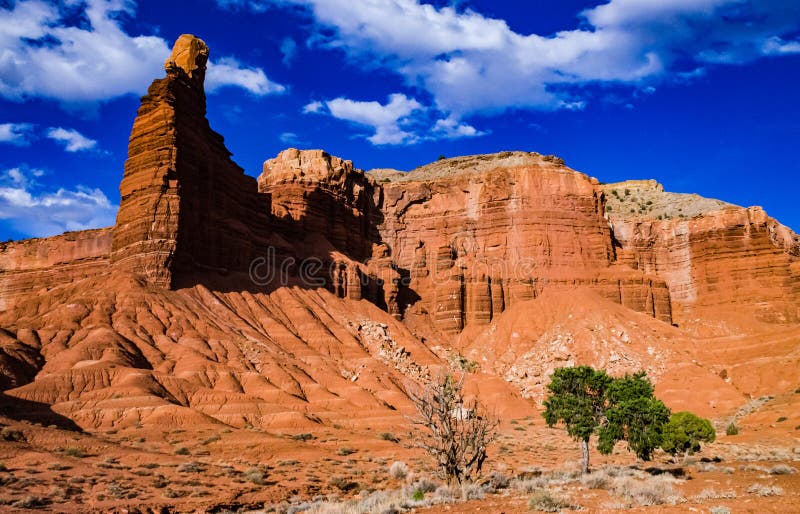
[376,164,672,332]
[0,228,112,311]
[611,206,800,324]
[110,66,271,287]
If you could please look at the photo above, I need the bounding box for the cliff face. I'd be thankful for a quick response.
[0,228,112,311]
[1,34,799,436]
[604,181,800,329]
[110,35,272,288]
[374,153,672,332]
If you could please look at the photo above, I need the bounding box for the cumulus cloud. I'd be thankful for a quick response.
[306,93,486,145]
[0,123,35,146]
[431,116,487,140]
[0,0,168,103]
[306,94,424,145]
[0,0,283,103]
[303,101,324,114]
[46,127,98,152]
[0,167,117,238]
[206,57,286,95]
[281,37,298,67]
[239,0,800,117]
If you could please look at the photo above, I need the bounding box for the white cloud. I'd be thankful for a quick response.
[206,57,286,95]
[431,116,487,140]
[0,0,283,103]
[0,0,169,103]
[307,94,488,145]
[279,132,302,145]
[281,37,298,67]
[762,36,800,55]
[246,0,800,117]
[46,127,97,152]
[312,94,423,145]
[0,167,117,238]
[303,101,324,114]
[0,123,34,146]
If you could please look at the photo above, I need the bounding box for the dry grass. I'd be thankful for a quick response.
[610,474,684,506]
[746,483,783,496]
[694,488,737,500]
[388,461,408,480]
[528,491,576,512]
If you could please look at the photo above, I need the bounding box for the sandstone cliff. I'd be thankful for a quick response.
[111,34,272,288]
[603,180,800,331]
[1,35,799,437]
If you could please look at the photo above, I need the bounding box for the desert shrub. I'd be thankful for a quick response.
[695,488,736,499]
[740,464,768,472]
[201,434,221,445]
[488,470,510,490]
[660,411,715,457]
[12,496,48,509]
[450,353,479,373]
[409,373,498,483]
[528,492,574,512]
[63,447,86,458]
[0,428,25,442]
[379,432,400,443]
[768,464,796,475]
[459,482,485,500]
[412,477,438,493]
[337,447,356,456]
[433,484,455,502]
[581,469,611,489]
[388,461,408,480]
[710,507,731,514]
[776,416,787,422]
[697,463,734,473]
[107,482,127,499]
[292,433,315,441]
[151,475,168,488]
[177,461,203,473]
[746,483,783,496]
[244,467,266,485]
[725,423,739,436]
[174,446,190,455]
[611,475,682,506]
[329,476,358,492]
[411,488,425,501]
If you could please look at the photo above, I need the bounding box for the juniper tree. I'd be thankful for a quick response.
[542,366,612,474]
[599,371,671,461]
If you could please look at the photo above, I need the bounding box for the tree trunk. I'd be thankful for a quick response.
[581,438,590,474]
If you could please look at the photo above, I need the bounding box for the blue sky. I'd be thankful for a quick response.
[1,0,799,240]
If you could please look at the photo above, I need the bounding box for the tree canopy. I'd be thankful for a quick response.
[542,366,612,473]
[660,411,716,457]
[598,372,671,461]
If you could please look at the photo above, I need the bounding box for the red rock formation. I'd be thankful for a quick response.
[111,34,271,288]
[0,228,112,311]
[259,148,400,314]
[0,34,798,454]
[373,153,672,333]
[604,181,800,331]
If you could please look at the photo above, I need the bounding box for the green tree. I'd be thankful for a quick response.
[543,366,612,474]
[660,411,715,459]
[599,372,670,461]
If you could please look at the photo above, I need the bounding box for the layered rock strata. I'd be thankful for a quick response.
[110,34,272,288]
[604,181,800,325]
